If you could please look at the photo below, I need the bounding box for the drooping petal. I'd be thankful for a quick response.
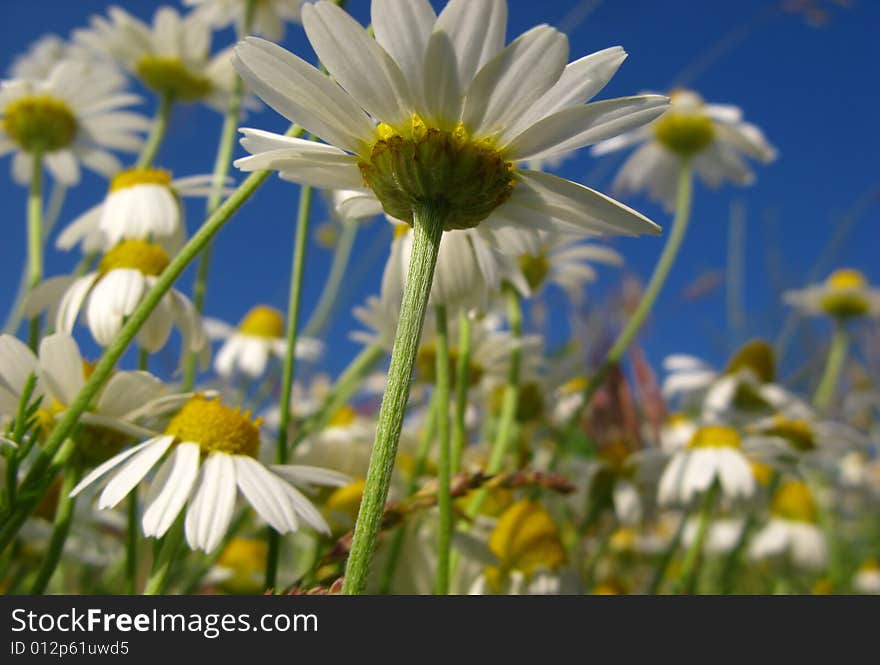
[97,435,175,509]
[142,442,200,538]
[185,452,237,553]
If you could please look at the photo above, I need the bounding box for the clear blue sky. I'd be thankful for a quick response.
[1,0,878,381]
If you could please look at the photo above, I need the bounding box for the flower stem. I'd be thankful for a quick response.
[143,517,183,595]
[342,203,446,595]
[29,465,80,594]
[675,481,718,594]
[570,163,693,426]
[136,94,172,169]
[0,126,303,558]
[304,219,359,337]
[451,310,472,474]
[646,513,688,594]
[813,323,848,412]
[467,282,523,518]
[26,152,44,351]
[266,184,313,590]
[433,305,452,595]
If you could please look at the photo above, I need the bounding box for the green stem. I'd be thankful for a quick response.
[467,283,523,517]
[136,94,172,169]
[675,482,718,594]
[570,163,693,425]
[266,184,313,590]
[182,75,247,390]
[433,305,452,595]
[123,348,149,593]
[304,219,359,336]
[646,514,687,594]
[29,465,80,594]
[0,126,304,558]
[143,517,183,595]
[812,324,848,412]
[342,203,446,595]
[26,152,44,351]
[451,310,472,474]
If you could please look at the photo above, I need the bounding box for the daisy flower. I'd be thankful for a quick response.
[74,6,242,111]
[853,559,880,594]
[205,305,324,379]
[0,333,190,462]
[56,168,232,254]
[749,480,828,570]
[657,424,756,506]
[783,268,880,321]
[9,34,91,82]
[26,240,205,354]
[184,0,308,42]
[592,88,777,211]
[0,59,148,186]
[682,517,745,555]
[71,395,350,552]
[232,0,666,244]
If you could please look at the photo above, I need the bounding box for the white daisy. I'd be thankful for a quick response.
[853,559,880,594]
[205,305,323,379]
[749,480,828,570]
[70,395,350,552]
[184,0,308,41]
[56,168,232,254]
[658,412,699,453]
[25,240,206,354]
[74,6,243,111]
[784,268,880,321]
[232,0,666,246]
[9,34,91,82]
[0,59,148,186]
[682,517,745,555]
[658,424,756,506]
[592,88,777,211]
[293,404,377,479]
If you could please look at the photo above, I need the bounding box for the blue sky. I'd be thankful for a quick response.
[1,0,878,383]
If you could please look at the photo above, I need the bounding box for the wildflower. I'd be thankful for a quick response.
[749,480,828,570]
[784,269,880,321]
[184,0,307,41]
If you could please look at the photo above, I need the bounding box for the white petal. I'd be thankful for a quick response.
[234,455,299,533]
[0,334,37,397]
[38,333,84,406]
[185,452,237,553]
[271,464,351,488]
[372,0,436,100]
[97,435,174,509]
[142,442,199,538]
[70,438,159,498]
[95,371,164,418]
[44,150,80,185]
[85,270,146,347]
[435,0,507,89]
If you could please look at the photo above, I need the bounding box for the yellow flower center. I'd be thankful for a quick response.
[771,480,818,523]
[751,461,775,486]
[216,537,267,594]
[490,381,545,423]
[688,425,741,449]
[109,167,173,192]
[594,578,628,595]
[315,222,338,249]
[3,94,77,152]
[358,114,516,230]
[324,478,365,523]
[762,416,816,452]
[725,339,775,383]
[820,268,870,319]
[560,376,587,395]
[98,239,170,276]
[598,440,632,471]
[653,111,715,157]
[164,395,262,457]
[518,250,550,291]
[416,343,485,387]
[135,56,214,102]
[486,500,565,589]
[237,305,284,338]
[327,405,358,428]
[859,558,880,573]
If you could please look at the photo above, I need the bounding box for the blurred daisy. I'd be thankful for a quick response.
[233,0,665,245]
[682,516,745,555]
[205,305,323,379]
[658,424,755,506]
[592,88,776,210]
[853,559,880,594]
[56,168,232,254]
[293,405,376,478]
[0,60,148,185]
[784,269,880,321]
[749,480,828,570]
[658,412,699,453]
[9,34,91,81]
[71,395,350,552]
[184,0,307,41]
[26,240,205,354]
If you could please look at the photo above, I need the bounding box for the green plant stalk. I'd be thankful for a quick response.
[29,465,80,594]
[646,513,688,594]
[433,305,452,595]
[812,323,848,412]
[304,219,359,337]
[675,482,719,594]
[143,517,184,595]
[342,203,446,595]
[182,75,247,390]
[379,394,439,594]
[451,310,472,474]
[0,127,303,557]
[26,152,44,351]
[266,184,313,591]
[135,94,172,169]
[467,283,523,518]
[570,163,693,427]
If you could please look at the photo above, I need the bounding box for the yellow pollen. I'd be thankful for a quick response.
[771,480,818,523]
[3,94,77,152]
[859,558,880,573]
[327,405,358,428]
[654,111,715,157]
[135,56,213,102]
[324,479,365,520]
[819,268,871,318]
[165,395,262,457]
[725,339,775,383]
[598,440,632,470]
[688,425,741,449]
[763,416,816,452]
[216,537,267,594]
[392,222,411,240]
[237,305,284,338]
[826,268,867,291]
[488,500,565,580]
[594,578,628,595]
[751,461,775,486]
[561,376,587,394]
[98,239,170,276]
[666,412,691,426]
[518,250,550,291]
[109,167,173,192]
